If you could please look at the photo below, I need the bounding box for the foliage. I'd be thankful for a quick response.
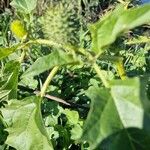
[90,4,150,54]
[0,0,150,150]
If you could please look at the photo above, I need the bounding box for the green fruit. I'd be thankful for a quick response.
[42,0,80,46]
[10,20,27,40]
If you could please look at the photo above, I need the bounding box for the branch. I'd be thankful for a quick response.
[34,91,89,109]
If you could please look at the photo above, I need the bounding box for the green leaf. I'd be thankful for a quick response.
[1,96,54,150]
[10,20,27,40]
[64,109,79,125]
[0,145,6,150]
[10,0,37,14]
[70,124,82,140]
[0,61,20,99]
[22,50,79,78]
[0,115,8,146]
[46,127,59,140]
[81,78,150,150]
[0,90,10,101]
[19,77,38,90]
[99,128,150,150]
[81,87,110,149]
[90,4,150,54]
[0,45,19,60]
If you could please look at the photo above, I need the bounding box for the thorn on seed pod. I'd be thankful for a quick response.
[42,0,80,46]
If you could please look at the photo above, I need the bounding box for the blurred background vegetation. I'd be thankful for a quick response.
[0,0,150,149]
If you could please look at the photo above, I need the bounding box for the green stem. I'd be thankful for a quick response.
[40,66,59,97]
[34,39,63,48]
[27,39,72,52]
[19,39,83,55]
[93,63,110,88]
[78,49,110,88]
[17,39,62,51]
[21,39,109,88]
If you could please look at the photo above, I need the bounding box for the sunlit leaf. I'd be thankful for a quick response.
[71,124,82,140]
[22,50,80,78]
[81,78,150,150]
[19,77,38,90]
[64,109,79,125]
[90,4,150,54]
[10,0,38,14]
[0,90,10,101]
[1,96,54,150]
[0,45,20,60]
[0,61,20,99]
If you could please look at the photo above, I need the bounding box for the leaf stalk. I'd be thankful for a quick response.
[40,66,59,97]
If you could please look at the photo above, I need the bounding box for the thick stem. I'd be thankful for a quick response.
[17,39,62,51]
[40,66,59,97]
[27,39,73,52]
[19,39,82,55]
[93,63,110,88]
[34,39,62,48]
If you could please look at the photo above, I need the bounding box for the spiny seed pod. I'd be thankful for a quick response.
[10,20,27,40]
[42,0,80,46]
